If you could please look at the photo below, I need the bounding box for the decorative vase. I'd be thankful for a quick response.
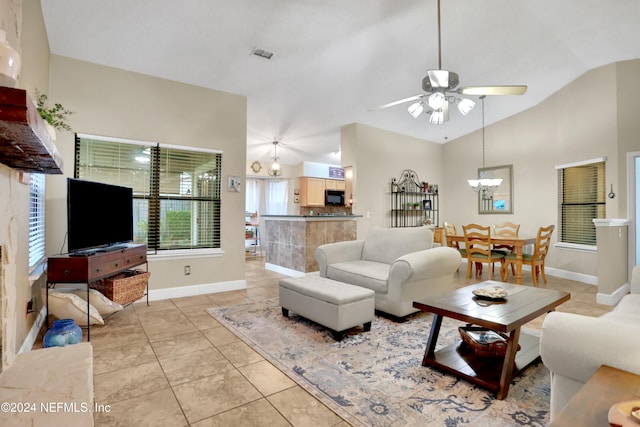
[43,318,83,348]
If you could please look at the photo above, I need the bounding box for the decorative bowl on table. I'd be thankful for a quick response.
[472,285,508,300]
[608,401,640,426]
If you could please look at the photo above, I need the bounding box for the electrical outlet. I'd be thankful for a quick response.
[184,265,191,275]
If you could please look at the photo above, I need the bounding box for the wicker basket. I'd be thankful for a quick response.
[91,270,150,305]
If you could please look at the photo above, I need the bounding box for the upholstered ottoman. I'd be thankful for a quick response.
[279,275,375,340]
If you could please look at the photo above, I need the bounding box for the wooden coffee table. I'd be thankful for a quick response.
[413,281,570,399]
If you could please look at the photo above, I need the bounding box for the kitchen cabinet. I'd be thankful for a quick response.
[325,179,345,191]
[300,177,326,207]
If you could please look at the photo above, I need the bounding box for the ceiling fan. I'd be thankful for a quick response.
[371,0,527,124]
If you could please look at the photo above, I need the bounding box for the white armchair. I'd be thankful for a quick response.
[315,226,462,318]
[540,266,640,420]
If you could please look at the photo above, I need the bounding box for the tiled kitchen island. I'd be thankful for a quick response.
[262,215,360,276]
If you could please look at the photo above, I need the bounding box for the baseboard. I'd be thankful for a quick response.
[19,305,47,354]
[265,263,306,278]
[146,279,246,301]
[597,282,630,306]
[459,261,598,286]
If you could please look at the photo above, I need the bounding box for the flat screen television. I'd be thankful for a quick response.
[67,178,134,254]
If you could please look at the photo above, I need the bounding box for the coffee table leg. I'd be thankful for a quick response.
[422,313,443,366]
[497,327,521,399]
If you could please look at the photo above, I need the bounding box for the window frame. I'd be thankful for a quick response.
[555,157,606,251]
[74,134,223,255]
[28,173,46,272]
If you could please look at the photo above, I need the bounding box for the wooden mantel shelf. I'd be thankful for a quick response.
[0,86,64,174]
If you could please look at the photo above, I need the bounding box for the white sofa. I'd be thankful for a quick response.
[540,265,640,420]
[314,226,462,318]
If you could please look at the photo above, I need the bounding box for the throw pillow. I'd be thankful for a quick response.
[71,289,123,315]
[47,290,104,326]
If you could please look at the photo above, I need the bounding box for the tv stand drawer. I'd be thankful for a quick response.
[47,244,147,283]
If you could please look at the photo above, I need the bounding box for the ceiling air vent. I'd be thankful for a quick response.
[251,48,274,60]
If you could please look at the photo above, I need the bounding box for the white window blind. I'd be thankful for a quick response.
[557,159,605,246]
[28,173,46,268]
[75,135,222,252]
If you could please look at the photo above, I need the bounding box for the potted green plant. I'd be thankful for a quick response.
[413,202,421,210]
[35,91,74,132]
[406,202,413,211]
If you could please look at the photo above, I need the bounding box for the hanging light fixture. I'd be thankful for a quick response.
[468,96,502,195]
[267,140,282,177]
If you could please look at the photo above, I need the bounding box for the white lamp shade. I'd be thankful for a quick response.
[271,161,280,171]
[429,110,445,125]
[407,101,424,118]
[457,98,475,116]
[427,92,445,110]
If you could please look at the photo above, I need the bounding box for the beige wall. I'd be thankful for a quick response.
[46,56,248,291]
[341,123,443,238]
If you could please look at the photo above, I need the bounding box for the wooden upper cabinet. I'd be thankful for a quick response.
[325,179,345,190]
[300,177,326,207]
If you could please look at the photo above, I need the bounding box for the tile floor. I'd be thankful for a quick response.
[45,258,612,426]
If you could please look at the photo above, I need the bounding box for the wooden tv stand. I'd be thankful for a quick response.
[46,243,147,340]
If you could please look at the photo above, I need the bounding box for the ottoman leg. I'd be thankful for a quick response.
[363,321,372,332]
[281,307,289,317]
[332,330,345,341]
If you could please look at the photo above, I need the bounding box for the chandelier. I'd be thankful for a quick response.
[467,96,502,195]
[267,140,282,177]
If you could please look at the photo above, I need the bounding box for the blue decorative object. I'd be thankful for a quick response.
[43,318,83,347]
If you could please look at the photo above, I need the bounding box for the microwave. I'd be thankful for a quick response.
[325,190,345,206]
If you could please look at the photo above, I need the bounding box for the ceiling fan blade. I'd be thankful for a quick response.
[458,85,528,96]
[369,94,425,111]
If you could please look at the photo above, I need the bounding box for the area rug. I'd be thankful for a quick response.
[207,298,549,427]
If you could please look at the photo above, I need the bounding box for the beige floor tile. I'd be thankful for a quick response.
[88,324,149,351]
[191,398,291,427]
[238,360,296,396]
[133,299,178,314]
[93,342,157,375]
[202,325,241,347]
[267,386,343,427]
[138,310,199,340]
[208,292,253,306]
[172,369,262,424]
[158,347,235,386]
[185,312,223,331]
[94,360,169,403]
[150,331,214,359]
[172,294,216,308]
[217,340,264,367]
[94,388,187,427]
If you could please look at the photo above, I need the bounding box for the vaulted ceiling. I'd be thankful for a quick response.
[41,0,640,166]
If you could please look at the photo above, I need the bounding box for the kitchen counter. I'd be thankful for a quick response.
[262,215,360,276]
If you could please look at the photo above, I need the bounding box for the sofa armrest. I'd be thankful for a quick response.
[315,240,365,277]
[540,312,640,384]
[390,246,462,283]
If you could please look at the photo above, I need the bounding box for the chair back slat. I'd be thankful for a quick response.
[463,224,492,258]
[534,225,555,260]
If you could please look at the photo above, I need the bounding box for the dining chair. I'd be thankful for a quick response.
[443,222,465,271]
[493,221,521,276]
[462,223,505,279]
[500,225,555,286]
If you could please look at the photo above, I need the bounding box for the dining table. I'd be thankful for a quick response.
[446,234,537,284]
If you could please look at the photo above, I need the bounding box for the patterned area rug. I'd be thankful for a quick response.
[207,298,549,427]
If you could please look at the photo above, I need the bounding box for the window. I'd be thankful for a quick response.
[28,173,46,269]
[75,135,222,252]
[266,180,288,215]
[557,158,606,246]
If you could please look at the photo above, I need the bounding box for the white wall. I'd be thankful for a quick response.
[47,56,247,292]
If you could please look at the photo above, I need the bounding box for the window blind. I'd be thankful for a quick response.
[557,160,605,246]
[28,173,46,268]
[75,135,222,252]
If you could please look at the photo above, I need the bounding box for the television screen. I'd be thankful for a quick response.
[67,178,134,254]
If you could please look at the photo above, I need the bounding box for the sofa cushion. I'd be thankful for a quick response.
[327,260,390,293]
[601,310,640,323]
[613,293,640,314]
[362,226,433,265]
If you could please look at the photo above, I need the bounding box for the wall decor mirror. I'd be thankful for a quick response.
[478,164,513,214]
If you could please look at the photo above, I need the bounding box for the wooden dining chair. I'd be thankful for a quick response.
[493,221,520,276]
[500,225,554,286]
[462,223,505,279]
[443,222,465,271]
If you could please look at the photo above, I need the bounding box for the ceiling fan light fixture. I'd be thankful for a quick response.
[427,92,445,110]
[429,110,445,125]
[457,98,475,116]
[407,101,424,118]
